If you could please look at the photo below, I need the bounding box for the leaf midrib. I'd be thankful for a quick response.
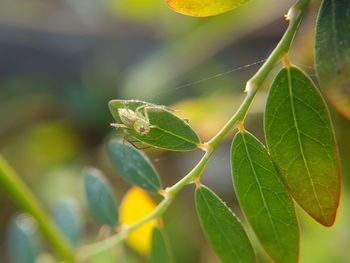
[241,133,281,248]
[286,68,327,222]
[114,144,160,191]
[154,126,198,145]
[198,189,242,263]
[132,155,160,192]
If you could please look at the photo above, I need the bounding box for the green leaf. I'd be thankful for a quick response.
[108,100,201,151]
[195,186,256,263]
[150,227,171,263]
[167,0,250,17]
[7,214,39,263]
[264,65,340,226]
[231,131,299,263]
[108,140,161,192]
[53,199,82,247]
[315,0,350,119]
[83,167,119,227]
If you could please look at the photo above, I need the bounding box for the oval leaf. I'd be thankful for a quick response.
[7,214,39,263]
[109,100,201,151]
[108,140,161,192]
[83,167,119,227]
[264,65,340,226]
[231,131,299,263]
[150,227,171,263]
[195,185,256,263]
[120,187,157,255]
[167,0,250,17]
[53,199,82,247]
[315,0,350,119]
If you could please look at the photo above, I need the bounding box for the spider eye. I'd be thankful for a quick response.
[133,120,151,136]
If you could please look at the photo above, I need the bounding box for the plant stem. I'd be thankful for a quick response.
[167,150,212,196]
[0,156,76,263]
[78,0,309,259]
[248,0,308,87]
[78,231,127,260]
[207,91,256,148]
[208,0,308,148]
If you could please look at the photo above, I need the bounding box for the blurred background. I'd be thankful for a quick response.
[1,0,350,262]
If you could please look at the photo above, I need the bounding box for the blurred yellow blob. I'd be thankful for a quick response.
[105,0,161,21]
[171,93,265,141]
[171,95,239,141]
[120,187,157,255]
[167,0,250,17]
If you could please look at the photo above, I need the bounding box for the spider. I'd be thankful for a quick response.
[111,103,186,150]
[110,105,156,136]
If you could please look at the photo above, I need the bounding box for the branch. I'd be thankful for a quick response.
[78,0,310,259]
[0,156,76,263]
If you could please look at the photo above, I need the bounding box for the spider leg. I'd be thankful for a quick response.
[122,137,128,157]
[126,139,152,150]
[155,105,180,113]
[135,104,148,112]
[122,133,138,157]
[122,142,152,156]
[132,105,149,123]
[136,105,154,123]
[111,123,128,129]
[126,138,141,143]
[163,106,181,113]
[144,108,150,123]
[136,104,177,113]
[132,144,152,150]
[182,119,190,124]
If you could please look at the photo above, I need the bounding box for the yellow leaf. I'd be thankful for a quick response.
[120,187,157,255]
[167,0,250,17]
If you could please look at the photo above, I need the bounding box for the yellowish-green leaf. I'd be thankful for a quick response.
[315,0,350,119]
[195,185,256,263]
[109,100,201,151]
[150,227,171,263]
[231,131,299,263]
[264,65,340,226]
[120,187,158,255]
[53,199,82,247]
[108,140,161,192]
[83,168,119,227]
[167,0,250,17]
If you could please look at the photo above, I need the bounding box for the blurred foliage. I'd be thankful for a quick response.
[0,0,350,262]
[53,198,82,247]
[7,214,39,263]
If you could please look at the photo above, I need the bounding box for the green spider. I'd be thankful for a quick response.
[110,105,157,136]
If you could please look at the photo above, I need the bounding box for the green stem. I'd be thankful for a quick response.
[167,150,212,196]
[248,0,308,87]
[207,91,256,148]
[78,0,309,259]
[77,228,127,260]
[78,197,172,260]
[208,0,308,148]
[0,156,76,263]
